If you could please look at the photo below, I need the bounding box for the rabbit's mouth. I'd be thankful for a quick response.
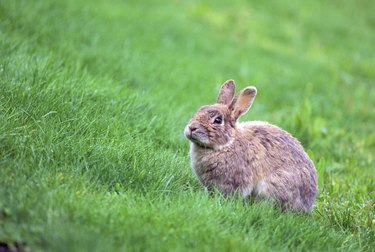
[184,126,210,146]
[190,137,209,147]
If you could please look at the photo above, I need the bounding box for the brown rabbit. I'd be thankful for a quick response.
[184,80,317,212]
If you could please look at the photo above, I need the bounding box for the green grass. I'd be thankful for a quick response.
[1,0,374,251]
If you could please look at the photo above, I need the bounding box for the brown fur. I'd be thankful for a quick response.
[184,80,318,212]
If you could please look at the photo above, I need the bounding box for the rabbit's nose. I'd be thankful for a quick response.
[189,125,198,133]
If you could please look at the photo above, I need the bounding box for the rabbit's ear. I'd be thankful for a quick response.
[217,80,235,105]
[230,87,257,121]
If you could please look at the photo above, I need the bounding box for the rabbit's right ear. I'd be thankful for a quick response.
[229,87,257,122]
[217,80,235,105]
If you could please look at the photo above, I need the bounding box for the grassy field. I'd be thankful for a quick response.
[1,0,374,251]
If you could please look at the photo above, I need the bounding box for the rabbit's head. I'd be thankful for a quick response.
[184,80,257,149]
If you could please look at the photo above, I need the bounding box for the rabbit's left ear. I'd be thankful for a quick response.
[217,80,235,105]
[230,87,257,122]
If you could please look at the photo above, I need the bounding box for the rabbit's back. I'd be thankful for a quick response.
[239,121,315,175]
[240,121,317,211]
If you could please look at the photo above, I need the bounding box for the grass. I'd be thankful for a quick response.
[0,0,374,251]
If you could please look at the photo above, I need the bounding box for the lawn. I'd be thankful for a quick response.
[0,0,374,251]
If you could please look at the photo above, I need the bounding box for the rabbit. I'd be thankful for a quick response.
[184,80,317,212]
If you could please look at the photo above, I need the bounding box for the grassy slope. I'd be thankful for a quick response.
[0,0,374,251]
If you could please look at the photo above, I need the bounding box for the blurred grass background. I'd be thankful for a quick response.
[0,0,374,251]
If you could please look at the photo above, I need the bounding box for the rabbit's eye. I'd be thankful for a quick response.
[213,116,223,124]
